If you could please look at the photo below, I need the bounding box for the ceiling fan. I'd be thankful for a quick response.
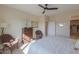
[38,4,58,14]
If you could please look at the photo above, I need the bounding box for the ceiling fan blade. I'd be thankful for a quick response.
[47,8,58,10]
[42,10,45,14]
[38,4,45,9]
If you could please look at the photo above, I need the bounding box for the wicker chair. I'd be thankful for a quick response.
[0,34,18,53]
[35,30,43,39]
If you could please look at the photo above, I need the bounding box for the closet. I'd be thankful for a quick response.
[70,20,79,38]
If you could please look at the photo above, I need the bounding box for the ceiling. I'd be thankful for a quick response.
[4,4,79,16]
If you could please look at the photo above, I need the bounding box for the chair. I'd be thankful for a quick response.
[35,30,43,39]
[22,27,33,44]
[0,34,18,53]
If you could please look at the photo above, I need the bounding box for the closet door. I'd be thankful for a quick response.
[48,21,55,36]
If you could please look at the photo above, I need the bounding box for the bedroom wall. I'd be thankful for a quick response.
[0,5,28,41]
[1,5,79,41]
[55,15,70,37]
[49,11,79,37]
[0,5,43,42]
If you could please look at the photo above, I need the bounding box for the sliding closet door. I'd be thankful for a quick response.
[48,21,55,36]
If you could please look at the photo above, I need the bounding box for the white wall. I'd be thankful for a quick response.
[48,21,55,36]
[55,15,70,37]
[37,16,46,36]
[1,5,79,41]
[0,5,28,42]
[49,11,79,37]
[0,5,41,42]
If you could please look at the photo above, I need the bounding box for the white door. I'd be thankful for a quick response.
[48,21,55,36]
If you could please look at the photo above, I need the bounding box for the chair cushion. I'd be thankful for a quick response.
[0,34,14,43]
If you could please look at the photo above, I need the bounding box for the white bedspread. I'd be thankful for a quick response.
[23,36,74,54]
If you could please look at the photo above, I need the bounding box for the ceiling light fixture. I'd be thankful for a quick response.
[59,24,64,27]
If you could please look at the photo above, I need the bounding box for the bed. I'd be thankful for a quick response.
[23,36,74,54]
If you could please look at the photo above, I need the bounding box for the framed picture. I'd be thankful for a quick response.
[31,21,38,28]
